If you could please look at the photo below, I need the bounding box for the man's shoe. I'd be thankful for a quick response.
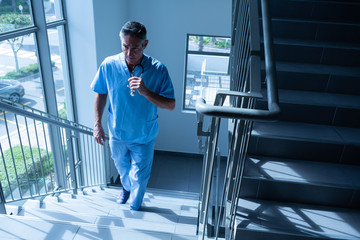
[117,188,130,204]
[130,205,141,211]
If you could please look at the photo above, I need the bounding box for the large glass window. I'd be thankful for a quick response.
[0,0,72,116]
[48,26,71,120]
[183,34,231,111]
[0,0,73,200]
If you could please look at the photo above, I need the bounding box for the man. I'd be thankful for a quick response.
[91,21,175,211]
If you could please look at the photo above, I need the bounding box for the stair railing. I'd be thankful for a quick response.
[0,98,110,214]
[196,0,280,239]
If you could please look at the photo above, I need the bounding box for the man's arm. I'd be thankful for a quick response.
[94,93,108,145]
[128,77,175,110]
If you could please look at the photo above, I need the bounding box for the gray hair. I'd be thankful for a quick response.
[120,21,147,44]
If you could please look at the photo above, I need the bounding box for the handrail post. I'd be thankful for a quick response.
[0,181,6,214]
[66,129,78,194]
[261,0,279,111]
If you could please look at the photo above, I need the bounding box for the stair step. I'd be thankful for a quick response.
[241,156,360,208]
[257,89,360,127]
[265,0,360,24]
[0,214,79,240]
[1,187,200,239]
[252,121,360,145]
[249,121,360,164]
[20,188,199,217]
[261,62,360,95]
[234,198,360,240]
[268,18,360,45]
[0,214,198,240]
[269,42,360,67]
[245,156,360,189]
[18,208,197,235]
[274,61,360,77]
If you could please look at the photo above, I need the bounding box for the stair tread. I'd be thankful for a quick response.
[262,89,360,109]
[1,187,200,239]
[265,0,360,24]
[235,198,360,239]
[273,61,360,77]
[245,156,360,189]
[18,208,197,233]
[252,121,360,145]
[272,37,360,50]
[0,214,198,240]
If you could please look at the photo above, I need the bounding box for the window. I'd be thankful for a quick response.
[0,0,74,199]
[0,0,73,119]
[183,34,231,111]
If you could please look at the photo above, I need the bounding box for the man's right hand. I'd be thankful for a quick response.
[94,123,106,145]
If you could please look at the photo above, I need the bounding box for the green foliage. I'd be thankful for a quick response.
[214,40,231,49]
[0,0,30,15]
[0,145,54,197]
[0,13,31,31]
[202,37,211,45]
[58,102,67,119]
[0,61,56,80]
[0,63,39,80]
[189,35,231,50]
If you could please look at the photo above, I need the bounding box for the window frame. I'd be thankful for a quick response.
[183,33,231,112]
[0,0,75,189]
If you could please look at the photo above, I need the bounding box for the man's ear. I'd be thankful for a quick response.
[143,40,149,49]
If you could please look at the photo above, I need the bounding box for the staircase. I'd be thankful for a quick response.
[234,0,360,239]
[1,186,200,240]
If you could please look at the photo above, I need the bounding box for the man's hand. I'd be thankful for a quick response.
[94,123,106,145]
[128,77,175,110]
[128,76,149,96]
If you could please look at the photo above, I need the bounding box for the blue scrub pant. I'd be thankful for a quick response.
[110,138,155,210]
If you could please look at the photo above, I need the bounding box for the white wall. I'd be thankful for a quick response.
[66,0,232,156]
[128,0,231,155]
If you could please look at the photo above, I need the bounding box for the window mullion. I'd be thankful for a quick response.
[0,26,38,42]
[30,0,67,189]
[31,0,57,116]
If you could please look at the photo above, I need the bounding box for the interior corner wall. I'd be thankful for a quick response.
[65,0,98,129]
[66,0,231,156]
[65,0,128,129]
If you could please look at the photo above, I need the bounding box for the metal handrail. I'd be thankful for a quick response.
[0,101,93,136]
[196,0,280,239]
[196,0,280,121]
[0,98,109,213]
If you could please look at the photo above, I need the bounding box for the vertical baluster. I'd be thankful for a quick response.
[41,121,54,192]
[59,127,69,190]
[3,112,22,199]
[24,116,40,195]
[85,134,93,186]
[81,133,88,186]
[94,136,100,185]
[33,120,48,194]
[90,135,97,186]
[15,114,33,197]
[0,142,13,201]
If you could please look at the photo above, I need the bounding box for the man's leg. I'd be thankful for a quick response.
[128,140,155,210]
[109,139,131,196]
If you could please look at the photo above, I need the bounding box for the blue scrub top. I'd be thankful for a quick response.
[91,53,175,144]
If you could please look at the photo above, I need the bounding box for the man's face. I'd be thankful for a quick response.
[121,34,148,67]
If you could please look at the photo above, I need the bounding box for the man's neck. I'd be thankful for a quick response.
[127,55,144,72]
